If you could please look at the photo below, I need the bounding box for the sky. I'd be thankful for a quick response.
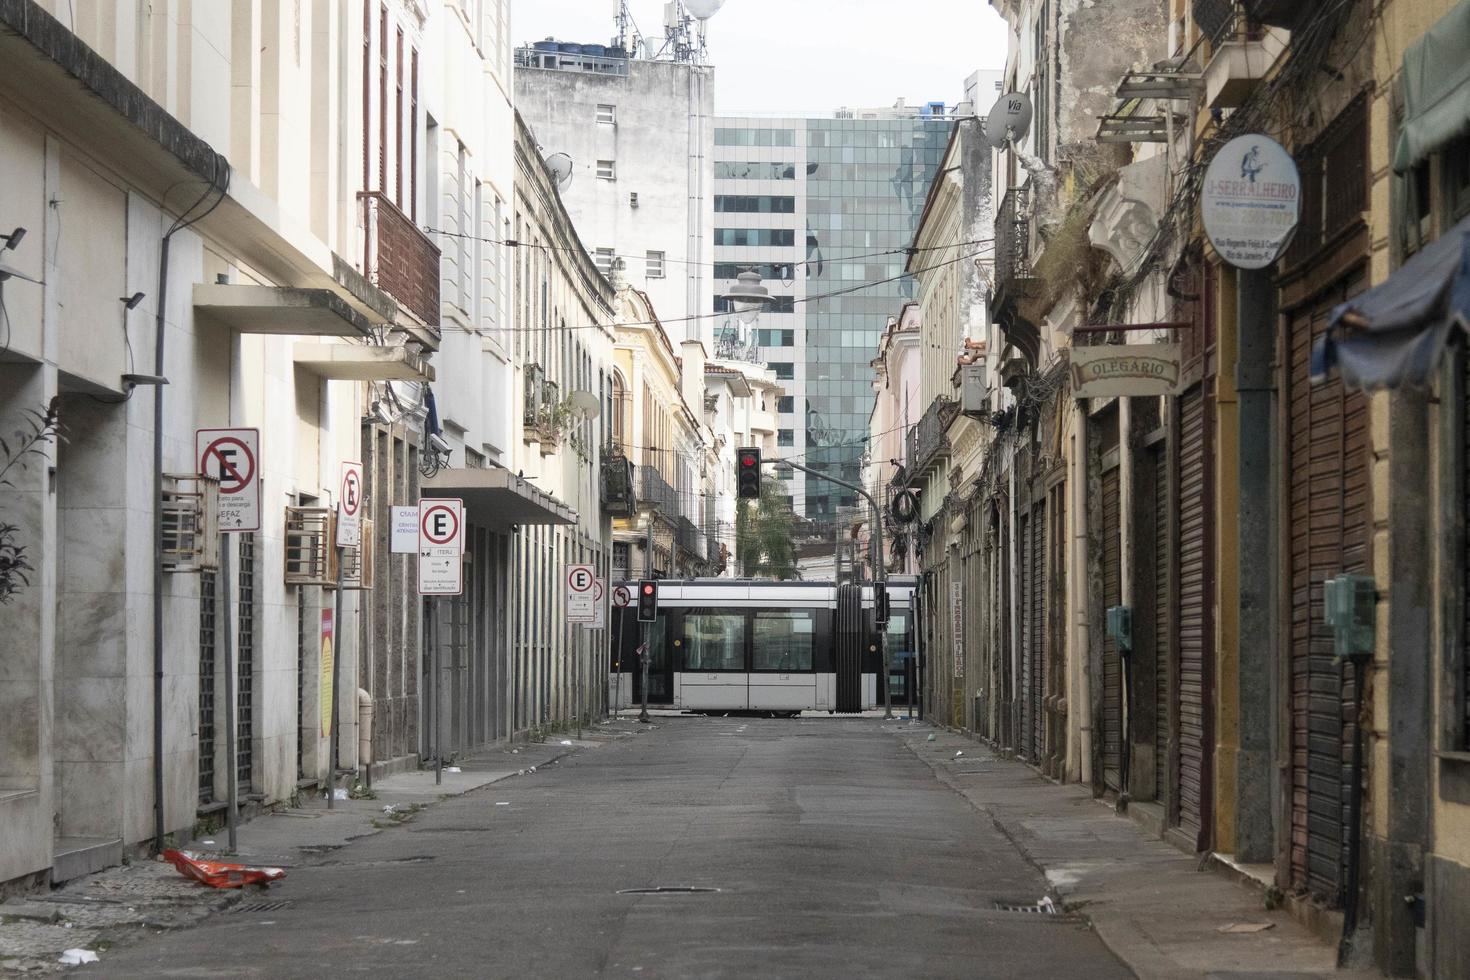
[513,0,1010,115]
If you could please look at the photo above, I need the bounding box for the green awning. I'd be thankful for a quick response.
[1394,0,1470,173]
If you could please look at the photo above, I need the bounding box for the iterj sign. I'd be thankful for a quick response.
[1202,134,1301,270]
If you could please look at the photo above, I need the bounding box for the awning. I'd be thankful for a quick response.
[1393,0,1470,173]
[1312,216,1470,390]
[421,467,576,529]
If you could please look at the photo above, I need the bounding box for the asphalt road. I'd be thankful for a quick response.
[99,717,1133,979]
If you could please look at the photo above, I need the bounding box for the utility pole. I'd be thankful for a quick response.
[639,515,654,724]
[781,459,891,720]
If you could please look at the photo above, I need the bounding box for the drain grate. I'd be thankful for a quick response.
[994,899,1059,915]
[616,886,721,895]
[229,900,293,914]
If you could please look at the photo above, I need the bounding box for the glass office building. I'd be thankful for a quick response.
[712,110,951,520]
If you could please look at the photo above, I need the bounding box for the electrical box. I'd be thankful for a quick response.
[960,363,990,416]
[1323,574,1376,660]
[1106,605,1133,653]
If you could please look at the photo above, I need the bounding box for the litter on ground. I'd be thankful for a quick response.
[58,949,99,965]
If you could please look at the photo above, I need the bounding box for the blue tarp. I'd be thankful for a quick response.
[1312,215,1470,390]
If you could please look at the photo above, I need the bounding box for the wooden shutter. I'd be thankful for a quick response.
[1176,383,1214,848]
[1102,465,1123,794]
[1286,279,1369,900]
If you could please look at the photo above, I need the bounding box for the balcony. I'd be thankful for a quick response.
[750,409,777,435]
[600,454,637,516]
[676,516,704,561]
[358,191,440,335]
[1241,0,1309,29]
[994,185,1040,311]
[523,368,563,453]
[905,397,958,484]
[638,464,680,521]
[1199,2,1288,109]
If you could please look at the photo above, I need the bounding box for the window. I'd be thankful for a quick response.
[596,104,616,125]
[714,228,796,247]
[714,263,794,281]
[752,610,814,671]
[771,362,795,380]
[715,296,795,314]
[715,128,795,147]
[594,247,615,276]
[776,463,794,481]
[715,195,796,214]
[645,251,665,279]
[682,612,745,671]
[714,161,797,180]
[777,396,794,413]
[596,159,616,181]
[757,329,794,347]
[777,429,795,447]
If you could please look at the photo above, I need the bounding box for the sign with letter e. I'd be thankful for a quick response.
[196,428,260,532]
[337,461,364,548]
[417,498,464,596]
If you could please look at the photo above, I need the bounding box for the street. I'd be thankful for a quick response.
[94,718,1130,979]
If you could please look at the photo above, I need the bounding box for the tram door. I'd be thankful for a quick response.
[885,610,914,706]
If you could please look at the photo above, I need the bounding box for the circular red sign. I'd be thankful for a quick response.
[201,437,255,494]
[341,467,362,516]
[420,503,460,545]
[612,586,632,608]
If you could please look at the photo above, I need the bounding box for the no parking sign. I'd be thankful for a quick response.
[196,428,260,531]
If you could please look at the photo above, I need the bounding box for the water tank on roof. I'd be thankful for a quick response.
[607,45,627,58]
[532,40,558,52]
[583,43,606,57]
[559,42,583,53]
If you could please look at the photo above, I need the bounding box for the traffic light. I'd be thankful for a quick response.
[875,588,890,626]
[737,447,761,499]
[637,579,659,623]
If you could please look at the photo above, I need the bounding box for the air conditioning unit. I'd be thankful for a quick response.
[629,192,639,209]
[161,475,219,573]
[960,363,990,416]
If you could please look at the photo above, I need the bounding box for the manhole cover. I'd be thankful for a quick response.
[616,886,721,895]
[229,901,293,914]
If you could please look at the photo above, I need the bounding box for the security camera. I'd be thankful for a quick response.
[428,432,452,455]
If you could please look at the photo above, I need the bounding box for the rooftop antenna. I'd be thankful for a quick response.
[614,0,644,57]
[682,0,725,63]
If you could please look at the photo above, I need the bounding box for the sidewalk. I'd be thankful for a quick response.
[894,723,1378,980]
[0,724,637,974]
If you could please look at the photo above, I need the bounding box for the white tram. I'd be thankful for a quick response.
[609,578,919,715]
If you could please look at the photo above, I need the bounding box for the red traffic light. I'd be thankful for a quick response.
[642,583,655,595]
[741,455,756,467]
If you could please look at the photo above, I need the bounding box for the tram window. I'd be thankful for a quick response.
[683,612,745,671]
[752,610,815,672]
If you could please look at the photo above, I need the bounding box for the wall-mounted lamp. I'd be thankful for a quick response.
[122,373,169,390]
[120,292,146,310]
[2,227,26,252]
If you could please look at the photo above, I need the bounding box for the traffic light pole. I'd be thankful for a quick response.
[640,514,654,724]
[779,459,892,720]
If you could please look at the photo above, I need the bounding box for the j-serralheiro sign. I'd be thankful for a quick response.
[1202,134,1301,270]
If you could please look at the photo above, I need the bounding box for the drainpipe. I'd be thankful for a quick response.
[151,233,171,852]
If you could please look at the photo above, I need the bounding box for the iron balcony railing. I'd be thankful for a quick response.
[906,396,958,481]
[994,184,1034,299]
[600,454,637,516]
[638,464,680,521]
[358,192,440,331]
[676,517,703,559]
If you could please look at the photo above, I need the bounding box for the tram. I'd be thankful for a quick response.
[609,578,919,715]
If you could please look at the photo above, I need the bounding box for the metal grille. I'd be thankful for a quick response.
[1031,505,1046,765]
[1020,512,1034,759]
[1464,349,1470,747]
[198,570,217,804]
[237,533,257,790]
[1154,445,1171,795]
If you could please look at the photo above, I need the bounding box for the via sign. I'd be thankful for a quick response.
[196,428,260,532]
[336,461,363,548]
[417,498,464,596]
[1202,134,1301,270]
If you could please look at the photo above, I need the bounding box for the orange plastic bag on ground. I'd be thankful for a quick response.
[162,849,287,889]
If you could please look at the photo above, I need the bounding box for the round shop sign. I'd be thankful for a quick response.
[1202,134,1301,270]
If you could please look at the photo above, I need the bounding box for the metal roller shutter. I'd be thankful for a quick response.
[1020,513,1033,758]
[1176,384,1213,847]
[1286,286,1369,900]
[1102,465,1123,794]
[1031,503,1047,764]
[1465,350,1470,748]
[1153,445,1170,797]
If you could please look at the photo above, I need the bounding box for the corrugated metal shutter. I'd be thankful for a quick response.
[1153,445,1170,793]
[1102,465,1123,794]
[1032,503,1047,764]
[1287,284,1369,900]
[1465,350,1470,747]
[1020,512,1033,758]
[1177,384,1213,847]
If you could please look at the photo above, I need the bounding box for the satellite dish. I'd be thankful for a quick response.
[985,92,1034,149]
[568,390,602,418]
[544,152,574,190]
[683,0,726,19]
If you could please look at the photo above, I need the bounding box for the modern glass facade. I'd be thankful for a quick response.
[713,114,950,519]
